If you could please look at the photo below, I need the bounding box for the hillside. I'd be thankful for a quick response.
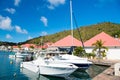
[21,22,120,45]
[0,41,17,46]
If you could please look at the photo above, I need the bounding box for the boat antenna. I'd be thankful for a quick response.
[72,13,85,50]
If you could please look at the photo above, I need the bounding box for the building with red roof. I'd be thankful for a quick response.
[12,45,20,51]
[48,35,82,53]
[35,42,53,50]
[51,35,82,47]
[84,32,120,47]
[21,44,36,50]
[12,46,19,48]
[21,44,36,48]
[84,32,120,60]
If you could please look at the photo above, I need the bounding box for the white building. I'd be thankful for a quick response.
[84,32,120,60]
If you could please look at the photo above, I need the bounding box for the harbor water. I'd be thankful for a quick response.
[0,51,108,80]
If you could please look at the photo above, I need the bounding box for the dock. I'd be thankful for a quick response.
[89,59,120,80]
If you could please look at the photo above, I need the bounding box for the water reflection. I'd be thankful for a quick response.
[20,68,65,80]
[87,64,108,78]
[20,67,93,80]
[70,69,91,80]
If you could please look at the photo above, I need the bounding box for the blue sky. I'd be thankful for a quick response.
[0,0,120,43]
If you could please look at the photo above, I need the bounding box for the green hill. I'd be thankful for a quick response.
[1,22,120,46]
[21,22,120,45]
[0,41,17,46]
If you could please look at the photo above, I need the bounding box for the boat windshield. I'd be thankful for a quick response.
[38,51,67,60]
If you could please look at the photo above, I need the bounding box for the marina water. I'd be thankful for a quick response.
[0,51,108,80]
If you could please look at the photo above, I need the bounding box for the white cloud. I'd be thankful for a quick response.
[28,36,32,40]
[0,15,13,30]
[6,34,12,39]
[40,16,48,26]
[47,0,65,9]
[41,31,47,36]
[15,25,28,34]
[14,0,21,6]
[5,8,16,14]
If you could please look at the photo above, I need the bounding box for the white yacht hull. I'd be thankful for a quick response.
[15,52,24,58]
[9,55,24,58]
[21,59,78,78]
[54,59,92,68]
[21,62,39,73]
[39,64,77,77]
[60,54,92,68]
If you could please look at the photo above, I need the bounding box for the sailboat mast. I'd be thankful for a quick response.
[70,0,73,46]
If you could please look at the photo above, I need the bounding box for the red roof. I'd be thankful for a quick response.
[35,42,53,49]
[51,35,82,47]
[34,46,41,49]
[84,32,120,47]
[21,44,36,48]
[12,46,19,48]
[44,42,53,45]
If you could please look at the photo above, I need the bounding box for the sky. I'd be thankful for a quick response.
[0,0,120,43]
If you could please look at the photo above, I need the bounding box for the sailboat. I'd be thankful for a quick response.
[59,0,92,68]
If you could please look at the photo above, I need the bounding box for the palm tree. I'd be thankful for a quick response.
[74,46,86,57]
[92,40,108,59]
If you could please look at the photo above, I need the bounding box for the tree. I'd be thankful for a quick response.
[18,45,21,48]
[87,53,96,59]
[92,40,108,59]
[74,46,86,57]
[30,46,34,49]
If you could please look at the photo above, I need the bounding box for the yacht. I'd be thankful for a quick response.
[60,54,92,69]
[20,54,78,78]
[9,51,24,58]
[9,51,32,59]
[38,51,92,69]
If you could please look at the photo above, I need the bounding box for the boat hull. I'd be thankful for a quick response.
[53,59,92,69]
[21,62,39,73]
[21,60,78,78]
[74,63,92,69]
[39,64,77,77]
[60,54,92,68]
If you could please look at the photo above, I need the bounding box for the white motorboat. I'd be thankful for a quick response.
[15,51,24,58]
[59,54,92,69]
[38,51,92,69]
[9,51,31,58]
[20,55,78,78]
[9,51,24,58]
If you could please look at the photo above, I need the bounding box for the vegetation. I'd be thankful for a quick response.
[74,47,96,59]
[87,53,96,59]
[73,47,86,57]
[18,45,21,48]
[92,40,108,59]
[23,22,120,45]
[0,41,17,46]
[30,46,34,49]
